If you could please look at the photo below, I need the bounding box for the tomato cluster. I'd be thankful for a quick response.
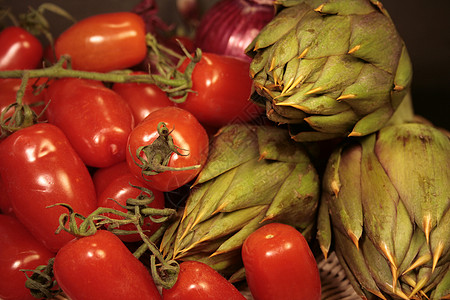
[0,8,320,300]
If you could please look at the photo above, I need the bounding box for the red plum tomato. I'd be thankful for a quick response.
[54,12,147,72]
[112,72,174,124]
[92,161,130,197]
[162,261,246,300]
[44,78,134,168]
[242,223,321,300]
[0,214,55,300]
[0,26,43,70]
[0,123,97,252]
[176,52,263,128]
[126,107,209,192]
[53,230,162,300]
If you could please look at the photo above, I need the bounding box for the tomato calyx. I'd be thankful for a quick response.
[21,257,62,299]
[49,185,176,238]
[0,73,47,138]
[47,185,181,289]
[144,34,202,103]
[130,121,201,179]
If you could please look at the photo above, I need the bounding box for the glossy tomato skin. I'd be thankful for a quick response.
[162,261,246,300]
[53,230,162,300]
[0,26,43,70]
[97,172,165,242]
[0,177,13,215]
[112,72,174,124]
[0,123,97,252]
[54,12,147,72]
[0,214,55,300]
[126,107,209,192]
[176,52,263,128]
[45,78,134,168]
[92,161,130,196]
[242,223,321,300]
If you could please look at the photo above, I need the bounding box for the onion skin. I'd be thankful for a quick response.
[194,0,275,62]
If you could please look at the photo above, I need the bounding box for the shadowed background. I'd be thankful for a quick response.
[4,0,449,130]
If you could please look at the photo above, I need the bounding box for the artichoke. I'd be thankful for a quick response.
[160,124,320,279]
[318,122,450,299]
[246,0,413,142]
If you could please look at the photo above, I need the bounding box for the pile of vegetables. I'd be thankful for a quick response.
[0,0,448,300]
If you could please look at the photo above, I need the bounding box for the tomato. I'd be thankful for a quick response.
[126,107,209,192]
[242,223,321,300]
[53,230,162,300]
[112,72,174,124]
[97,172,165,242]
[162,261,246,300]
[54,12,147,72]
[0,78,47,124]
[0,214,55,300]
[0,123,97,252]
[176,52,264,128]
[0,26,43,70]
[0,177,13,215]
[92,161,130,196]
[44,78,134,168]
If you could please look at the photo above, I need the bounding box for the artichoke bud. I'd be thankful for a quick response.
[246,0,413,142]
[319,122,450,299]
[160,124,320,278]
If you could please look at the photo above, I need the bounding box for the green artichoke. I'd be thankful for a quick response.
[160,124,320,279]
[318,123,450,299]
[246,0,413,142]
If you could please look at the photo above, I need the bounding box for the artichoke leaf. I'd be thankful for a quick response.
[316,197,332,259]
[326,143,363,245]
[247,3,308,52]
[375,124,450,241]
[334,228,385,299]
[360,233,403,298]
[269,28,299,71]
[174,205,267,258]
[430,265,450,300]
[360,134,399,269]
[430,209,450,270]
[265,162,319,233]
[316,0,376,15]
[340,63,393,116]
[184,169,237,228]
[393,46,413,95]
[255,125,311,163]
[304,15,351,59]
[215,159,291,213]
[194,124,258,184]
[348,12,402,73]
[305,109,359,134]
[212,207,267,256]
[293,94,350,115]
[349,104,394,137]
[309,55,364,95]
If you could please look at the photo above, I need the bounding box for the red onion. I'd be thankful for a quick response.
[194,0,275,62]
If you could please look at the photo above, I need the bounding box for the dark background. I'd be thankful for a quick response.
[4,0,450,130]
